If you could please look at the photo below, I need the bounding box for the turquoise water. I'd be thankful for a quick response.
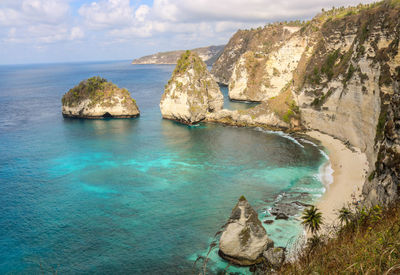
[0,61,327,274]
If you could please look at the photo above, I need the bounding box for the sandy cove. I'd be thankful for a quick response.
[306,131,369,226]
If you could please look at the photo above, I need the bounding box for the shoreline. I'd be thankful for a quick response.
[306,131,369,227]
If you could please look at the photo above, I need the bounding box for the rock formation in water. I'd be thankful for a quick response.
[61,76,140,118]
[160,50,223,125]
[210,1,400,206]
[219,196,274,266]
[132,45,225,65]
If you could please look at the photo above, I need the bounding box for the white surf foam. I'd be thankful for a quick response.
[254,127,305,148]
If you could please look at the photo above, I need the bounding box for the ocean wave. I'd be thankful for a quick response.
[300,138,329,160]
[254,127,305,148]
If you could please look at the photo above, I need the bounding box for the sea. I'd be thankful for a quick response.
[0,60,330,274]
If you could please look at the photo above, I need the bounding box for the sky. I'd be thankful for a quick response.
[0,0,377,65]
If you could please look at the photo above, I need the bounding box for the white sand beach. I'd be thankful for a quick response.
[306,131,369,226]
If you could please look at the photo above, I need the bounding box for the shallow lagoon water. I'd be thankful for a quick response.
[0,61,327,274]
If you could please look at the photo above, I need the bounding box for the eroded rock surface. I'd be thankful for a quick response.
[62,76,139,118]
[219,196,274,266]
[160,50,223,125]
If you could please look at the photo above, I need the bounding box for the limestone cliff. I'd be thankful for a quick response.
[293,2,400,206]
[160,50,223,125]
[229,28,307,102]
[132,45,224,65]
[61,76,140,118]
[211,24,302,85]
[210,1,400,206]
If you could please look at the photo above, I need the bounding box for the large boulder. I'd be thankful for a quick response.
[159,50,223,125]
[62,76,139,118]
[263,247,286,269]
[219,196,274,266]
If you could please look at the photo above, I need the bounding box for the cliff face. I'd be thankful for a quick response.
[229,31,306,101]
[160,51,223,125]
[211,24,300,85]
[294,3,400,206]
[61,76,140,118]
[211,1,400,206]
[132,45,224,65]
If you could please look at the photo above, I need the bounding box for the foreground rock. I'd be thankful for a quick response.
[160,50,223,125]
[62,76,139,118]
[263,247,286,269]
[219,196,274,266]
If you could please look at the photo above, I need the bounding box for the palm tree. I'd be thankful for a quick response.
[301,205,323,235]
[338,206,352,226]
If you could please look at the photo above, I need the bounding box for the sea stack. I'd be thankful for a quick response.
[61,76,140,119]
[219,196,274,266]
[159,50,223,125]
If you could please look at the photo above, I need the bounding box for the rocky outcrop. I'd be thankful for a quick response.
[206,102,291,130]
[263,247,286,269]
[211,24,301,85]
[362,34,400,206]
[132,45,224,65]
[219,196,274,266]
[61,76,140,118]
[160,50,223,125]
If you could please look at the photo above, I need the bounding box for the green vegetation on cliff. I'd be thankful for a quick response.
[172,50,207,77]
[62,76,133,108]
[267,83,300,125]
[279,203,400,274]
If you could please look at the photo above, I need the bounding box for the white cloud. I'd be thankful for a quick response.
[79,0,377,43]
[79,0,136,29]
[151,0,377,23]
[0,0,84,44]
[70,27,85,40]
[135,5,150,22]
[0,0,379,64]
[21,0,70,24]
[0,0,70,26]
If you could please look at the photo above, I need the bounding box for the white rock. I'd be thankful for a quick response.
[219,196,274,266]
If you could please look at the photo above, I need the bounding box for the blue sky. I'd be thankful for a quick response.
[0,0,376,65]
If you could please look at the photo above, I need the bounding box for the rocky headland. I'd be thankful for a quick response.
[159,50,223,125]
[62,76,140,119]
[132,45,225,65]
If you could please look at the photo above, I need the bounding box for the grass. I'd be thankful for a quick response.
[267,82,300,125]
[173,50,206,77]
[376,106,388,141]
[279,202,400,274]
[310,89,333,109]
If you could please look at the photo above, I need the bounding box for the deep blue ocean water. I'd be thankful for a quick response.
[0,61,327,274]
